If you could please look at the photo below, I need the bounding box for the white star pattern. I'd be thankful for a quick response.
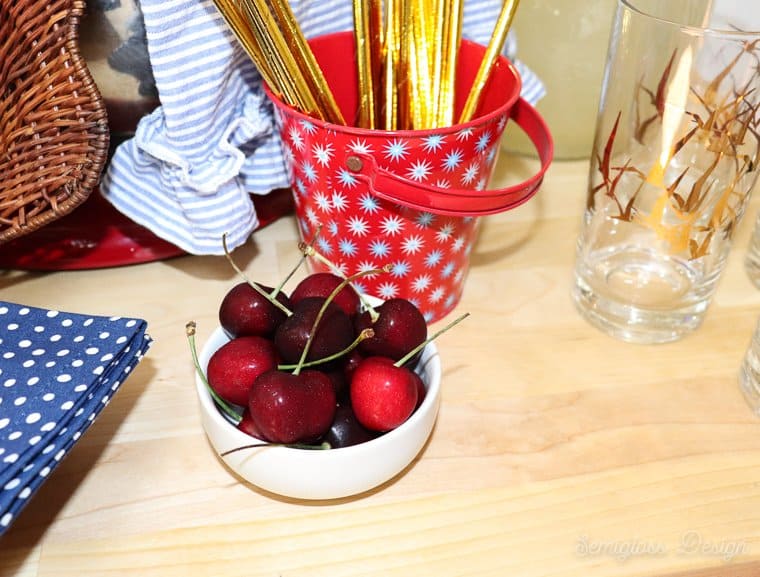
[339,238,358,256]
[461,162,479,185]
[289,126,305,150]
[422,134,445,152]
[314,191,331,212]
[425,250,443,267]
[313,142,334,166]
[407,159,433,182]
[442,149,463,172]
[370,239,390,258]
[415,212,434,227]
[436,223,455,242]
[402,235,424,254]
[278,109,505,322]
[331,191,349,211]
[476,132,491,153]
[381,215,405,235]
[412,275,432,292]
[377,282,399,299]
[348,139,373,154]
[347,215,369,236]
[336,168,358,188]
[384,139,409,162]
[302,161,318,183]
[359,193,380,213]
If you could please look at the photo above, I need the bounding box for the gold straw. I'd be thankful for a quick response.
[437,0,463,127]
[381,0,402,130]
[267,0,345,125]
[354,0,376,128]
[459,0,520,123]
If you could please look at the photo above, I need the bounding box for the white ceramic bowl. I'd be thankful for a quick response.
[194,324,441,500]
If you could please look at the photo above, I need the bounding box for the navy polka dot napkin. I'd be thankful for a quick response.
[0,301,152,535]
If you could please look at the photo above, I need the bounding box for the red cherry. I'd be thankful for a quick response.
[237,409,265,440]
[410,371,426,410]
[206,336,279,407]
[323,404,377,448]
[350,357,419,432]
[219,282,291,338]
[249,369,337,444]
[355,298,427,363]
[290,272,361,317]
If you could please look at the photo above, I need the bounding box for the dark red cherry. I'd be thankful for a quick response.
[290,272,361,317]
[219,282,291,338]
[355,298,427,363]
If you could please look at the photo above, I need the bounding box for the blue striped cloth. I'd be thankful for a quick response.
[101,0,545,255]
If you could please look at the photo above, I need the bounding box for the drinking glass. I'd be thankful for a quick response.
[573,0,760,343]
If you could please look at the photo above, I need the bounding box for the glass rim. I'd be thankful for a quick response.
[620,0,760,37]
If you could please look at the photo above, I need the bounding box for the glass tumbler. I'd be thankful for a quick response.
[573,0,760,343]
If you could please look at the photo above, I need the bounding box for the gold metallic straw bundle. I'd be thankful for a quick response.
[212,0,520,130]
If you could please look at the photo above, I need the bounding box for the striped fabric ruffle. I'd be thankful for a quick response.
[101,0,546,255]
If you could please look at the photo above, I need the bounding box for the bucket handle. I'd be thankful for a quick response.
[345,98,554,216]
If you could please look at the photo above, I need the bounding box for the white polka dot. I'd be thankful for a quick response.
[46,310,59,318]
[27,376,39,386]
[3,352,15,359]
[56,374,72,383]
[22,463,34,473]
[18,339,31,348]
[13,396,26,406]
[3,453,18,464]
[39,467,50,477]
[40,422,56,432]
[85,347,99,355]
[83,318,94,327]
[7,323,18,331]
[0,418,9,430]
[88,413,96,421]
[109,316,121,321]
[22,360,34,368]
[43,393,55,401]
[93,366,104,376]
[57,427,67,436]
[1,513,12,527]
[60,401,74,410]
[100,353,114,362]
[74,384,87,393]
[101,395,110,404]
[34,325,45,333]
[50,334,62,342]
[61,319,73,327]
[45,361,56,368]
[28,435,41,446]
[74,408,84,417]
[126,319,136,327]
[99,332,110,339]
[4,478,20,490]
[72,431,81,441]
[74,335,84,343]
[18,307,29,315]
[8,431,22,441]
[71,359,84,368]
[56,349,70,357]
[32,348,45,356]
[18,487,32,499]
[4,378,16,387]
[42,444,55,454]
[123,366,132,374]
[0,306,7,314]
[25,412,41,424]
[116,336,128,344]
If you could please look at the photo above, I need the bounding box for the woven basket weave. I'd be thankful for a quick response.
[0,0,109,244]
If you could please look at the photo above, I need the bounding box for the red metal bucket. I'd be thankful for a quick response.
[268,31,553,322]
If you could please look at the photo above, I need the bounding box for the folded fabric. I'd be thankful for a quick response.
[0,302,152,536]
[101,0,546,256]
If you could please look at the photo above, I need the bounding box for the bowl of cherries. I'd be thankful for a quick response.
[190,246,464,500]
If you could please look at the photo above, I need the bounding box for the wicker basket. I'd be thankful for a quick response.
[0,0,109,244]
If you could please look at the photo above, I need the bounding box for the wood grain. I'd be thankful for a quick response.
[1,155,759,576]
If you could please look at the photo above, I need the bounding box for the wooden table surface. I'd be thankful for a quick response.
[2,154,760,577]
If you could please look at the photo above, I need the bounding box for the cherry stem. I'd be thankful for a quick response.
[278,328,374,371]
[298,243,381,322]
[395,312,471,367]
[220,441,331,456]
[221,234,293,317]
[293,265,391,376]
[185,321,243,425]
[274,225,323,297]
